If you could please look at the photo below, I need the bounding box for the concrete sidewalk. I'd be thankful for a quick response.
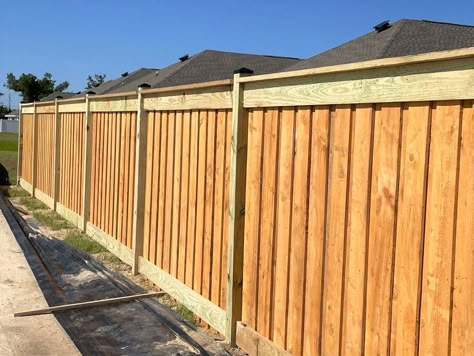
[0,208,79,355]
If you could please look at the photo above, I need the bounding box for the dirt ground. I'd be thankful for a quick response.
[0,189,244,355]
[0,206,80,355]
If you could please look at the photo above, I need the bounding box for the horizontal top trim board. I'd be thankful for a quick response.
[58,102,86,113]
[36,105,55,114]
[141,79,232,95]
[35,101,56,106]
[21,106,34,114]
[238,46,474,84]
[143,85,232,110]
[243,56,474,107]
[20,80,233,106]
[89,91,137,100]
[90,97,138,112]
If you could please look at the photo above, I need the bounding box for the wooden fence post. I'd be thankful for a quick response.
[32,102,38,197]
[52,99,61,210]
[16,103,23,185]
[226,68,253,344]
[132,89,148,274]
[81,95,92,232]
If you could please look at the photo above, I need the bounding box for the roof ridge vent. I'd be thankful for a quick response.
[179,54,189,62]
[374,20,391,32]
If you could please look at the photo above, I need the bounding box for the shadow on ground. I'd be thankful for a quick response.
[0,195,228,356]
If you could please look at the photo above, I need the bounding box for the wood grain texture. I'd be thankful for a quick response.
[419,102,461,356]
[242,109,263,329]
[303,106,330,356]
[243,57,474,108]
[340,105,373,356]
[390,103,430,355]
[364,104,401,356]
[272,108,294,348]
[451,101,474,355]
[321,106,351,355]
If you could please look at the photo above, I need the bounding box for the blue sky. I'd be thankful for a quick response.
[1,0,473,107]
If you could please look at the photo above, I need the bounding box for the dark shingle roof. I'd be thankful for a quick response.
[151,50,300,88]
[288,19,474,71]
[77,50,299,96]
[40,91,77,101]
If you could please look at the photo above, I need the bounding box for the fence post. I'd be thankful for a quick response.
[31,102,38,197]
[132,88,148,274]
[225,68,253,344]
[52,99,60,210]
[81,95,92,232]
[16,103,23,185]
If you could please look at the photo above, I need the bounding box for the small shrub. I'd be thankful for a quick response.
[64,230,107,254]
[33,211,73,230]
[19,197,47,210]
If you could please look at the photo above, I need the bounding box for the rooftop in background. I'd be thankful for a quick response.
[40,92,77,102]
[287,19,474,71]
[4,109,19,119]
[78,50,300,96]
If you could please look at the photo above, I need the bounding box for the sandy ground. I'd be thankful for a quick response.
[0,208,79,355]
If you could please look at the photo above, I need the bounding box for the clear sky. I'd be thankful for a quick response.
[1,0,473,108]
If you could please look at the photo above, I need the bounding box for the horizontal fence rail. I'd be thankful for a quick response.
[17,48,474,355]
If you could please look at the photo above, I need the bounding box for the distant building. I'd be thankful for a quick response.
[286,19,474,71]
[75,49,301,96]
[40,91,77,102]
[4,109,19,120]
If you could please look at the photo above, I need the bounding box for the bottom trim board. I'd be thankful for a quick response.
[56,203,83,229]
[19,178,33,194]
[236,322,291,356]
[138,257,226,334]
[34,188,54,209]
[86,223,133,265]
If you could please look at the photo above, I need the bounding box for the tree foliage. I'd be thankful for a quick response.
[5,72,69,103]
[86,74,106,89]
[0,105,10,119]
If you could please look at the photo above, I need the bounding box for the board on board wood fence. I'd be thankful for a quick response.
[17,47,474,356]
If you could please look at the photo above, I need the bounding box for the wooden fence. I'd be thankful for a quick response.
[17,47,474,355]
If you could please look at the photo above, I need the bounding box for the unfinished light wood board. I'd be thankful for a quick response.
[58,102,86,113]
[19,178,33,195]
[86,223,134,266]
[236,322,291,356]
[143,86,232,111]
[90,96,138,112]
[21,106,34,114]
[226,72,249,343]
[34,188,54,209]
[138,256,226,334]
[56,203,83,229]
[243,57,474,108]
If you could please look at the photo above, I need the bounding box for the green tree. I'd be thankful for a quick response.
[0,104,10,119]
[5,72,69,103]
[86,74,106,89]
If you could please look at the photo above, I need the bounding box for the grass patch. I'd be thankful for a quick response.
[102,253,122,265]
[175,304,195,324]
[33,211,73,231]
[19,196,47,210]
[0,186,29,197]
[64,230,107,254]
[0,132,18,151]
